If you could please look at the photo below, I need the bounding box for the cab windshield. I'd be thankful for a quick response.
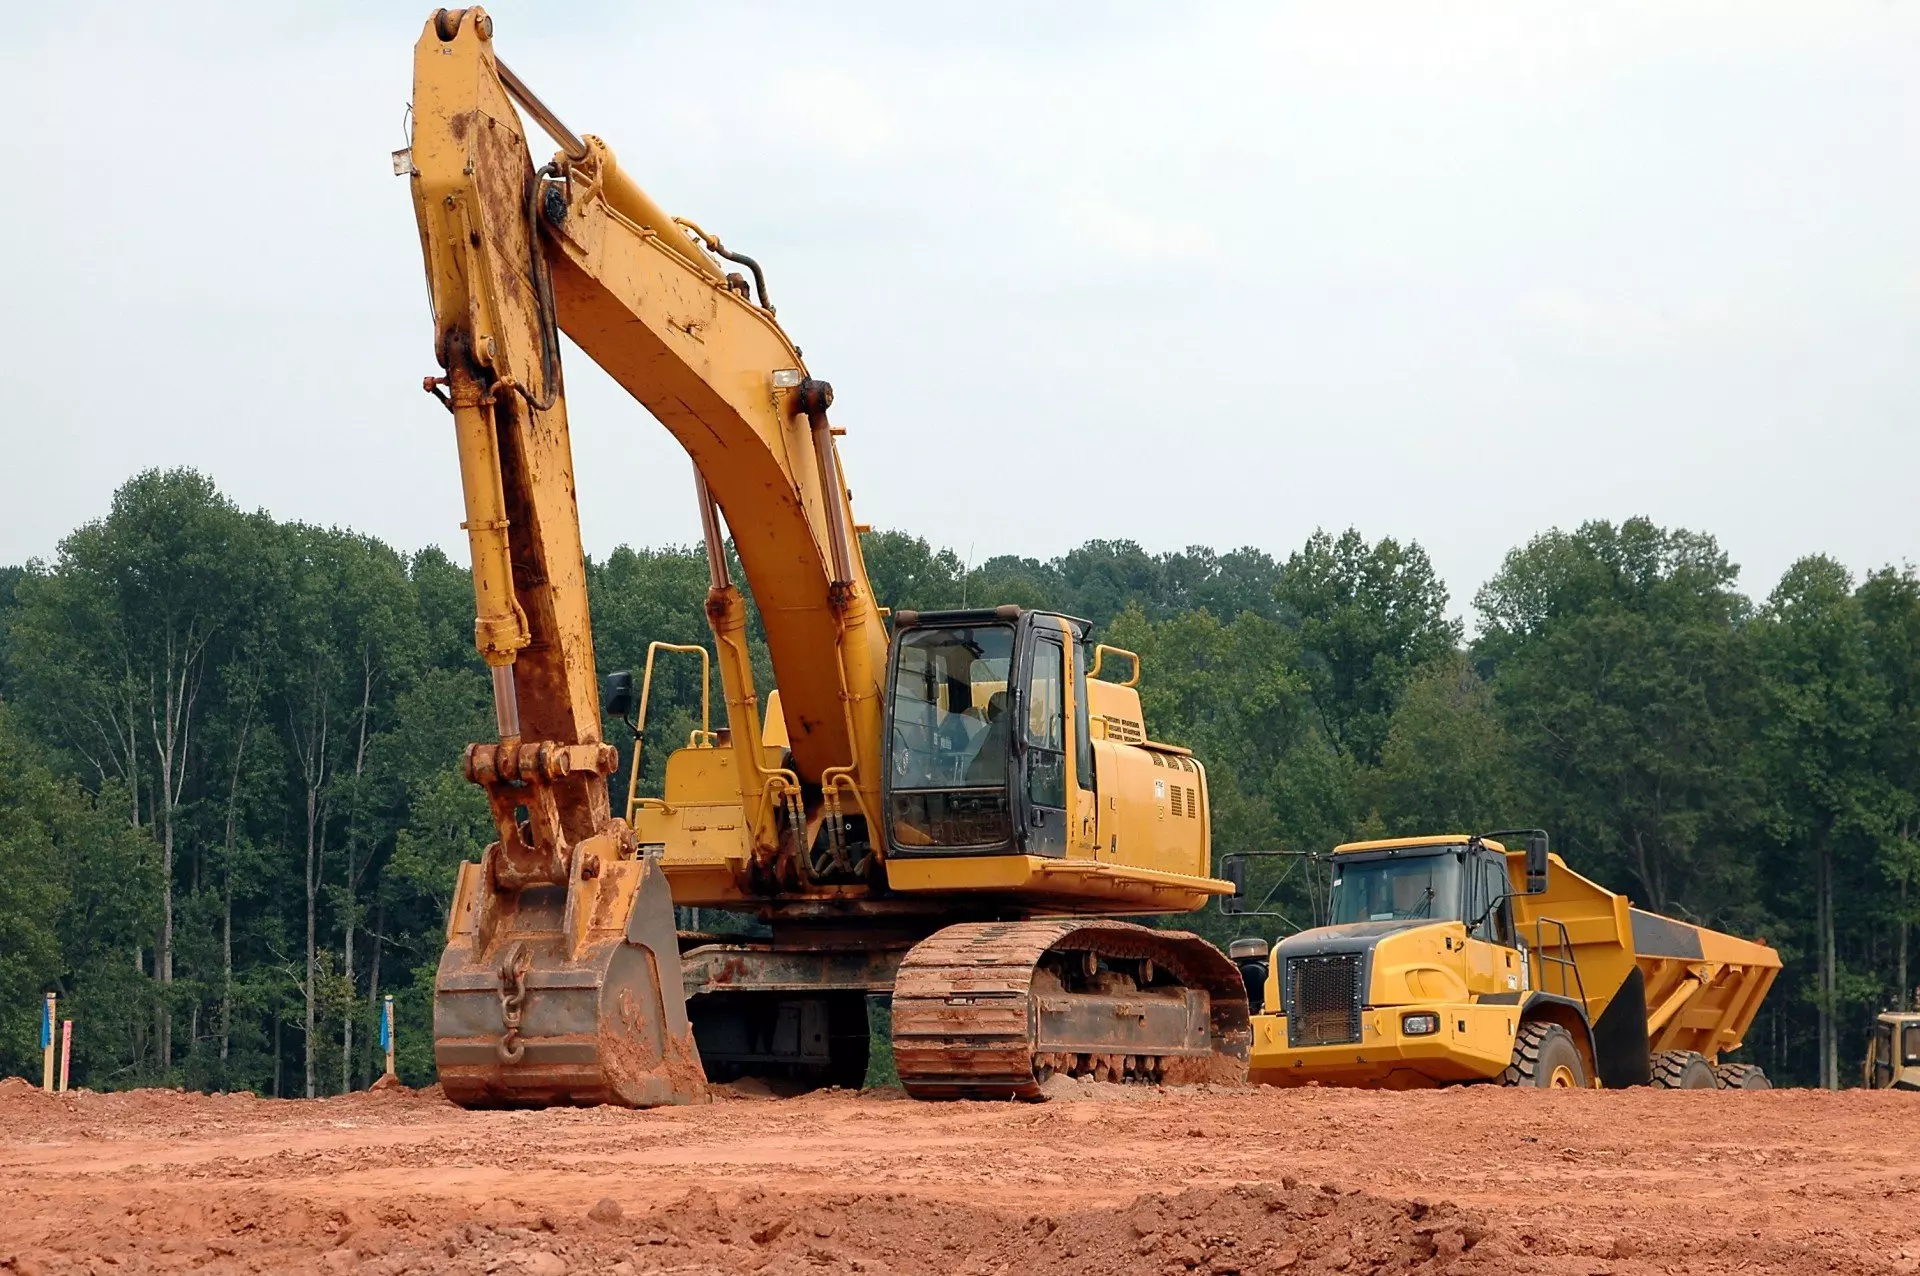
[887,623,1016,851]
[889,624,1015,788]
[1330,852,1463,925]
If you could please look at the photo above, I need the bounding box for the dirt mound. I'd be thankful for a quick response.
[0,1076,45,1105]
[611,1180,1506,1275]
[1036,1073,1165,1101]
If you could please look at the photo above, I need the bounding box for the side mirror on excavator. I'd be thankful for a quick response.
[1526,832,1550,894]
[604,670,636,720]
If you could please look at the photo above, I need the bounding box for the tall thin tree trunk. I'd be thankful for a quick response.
[1820,840,1838,1090]
[158,813,174,1073]
[292,677,331,1101]
[221,872,232,1072]
[218,661,261,1080]
[341,654,374,1094]
[365,900,384,1083]
[306,784,320,1099]
[273,1014,282,1098]
[148,620,211,1080]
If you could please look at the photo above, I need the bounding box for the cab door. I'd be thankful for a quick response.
[1871,1022,1895,1088]
[1069,636,1098,854]
[1018,626,1068,857]
[1463,851,1520,997]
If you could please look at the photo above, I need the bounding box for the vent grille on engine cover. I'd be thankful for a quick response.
[1284,953,1363,1047]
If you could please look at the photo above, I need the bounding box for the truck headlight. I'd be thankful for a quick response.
[1401,1013,1441,1036]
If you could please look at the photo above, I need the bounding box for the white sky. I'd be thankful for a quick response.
[3,2,1915,619]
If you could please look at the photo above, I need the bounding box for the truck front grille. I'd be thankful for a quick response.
[1285,953,1363,1047]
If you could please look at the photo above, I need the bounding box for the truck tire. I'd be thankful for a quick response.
[1500,1021,1588,1089]
[1650,1050,1717,1089]
[1713,1062,1771,1090]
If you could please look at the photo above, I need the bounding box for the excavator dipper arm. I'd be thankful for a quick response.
[405,7,711,1106]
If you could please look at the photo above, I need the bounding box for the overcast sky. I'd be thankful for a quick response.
[3,2,1915,621]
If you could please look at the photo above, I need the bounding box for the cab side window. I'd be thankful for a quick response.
[1465,854,1491,940]
[1486,856,1515,946]
[1072,639,1094,794]
[1468,853,1514,945]
[1024,635,1067,810]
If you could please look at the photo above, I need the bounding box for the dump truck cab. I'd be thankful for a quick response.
[1239,831,1781,1091]
[1245,835,1563,1089]
[1865,1010,1920,1090]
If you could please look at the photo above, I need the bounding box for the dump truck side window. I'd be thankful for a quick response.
[1485,855,1514,946]
[1874,1023,1895,1087]
[1905,1025,1920,1066]
[1467,852,1513,946]
[1466,856,1491,940]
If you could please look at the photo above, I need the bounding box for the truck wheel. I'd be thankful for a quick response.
[1712,1062,1771,1090]
[1650,1050,1717,1089]
[1500,1021,1588,1089]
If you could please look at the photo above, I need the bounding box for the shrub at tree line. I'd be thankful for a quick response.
[1,470,1914,1092]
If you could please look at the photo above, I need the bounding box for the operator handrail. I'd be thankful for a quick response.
[623,641,714,824]
[1530,916,1589,1009]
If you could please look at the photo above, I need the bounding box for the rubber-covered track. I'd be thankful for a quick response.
[890,919,1250,1100]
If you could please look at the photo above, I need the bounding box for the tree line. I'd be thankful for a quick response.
[1,469,1914,1091]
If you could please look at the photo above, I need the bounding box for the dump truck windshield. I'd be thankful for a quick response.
[1330,852,1463,925]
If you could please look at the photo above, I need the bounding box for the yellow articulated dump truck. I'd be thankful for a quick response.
[1224,832,1781,1090]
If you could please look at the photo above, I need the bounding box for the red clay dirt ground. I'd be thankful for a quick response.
[0,1074,1914,1275]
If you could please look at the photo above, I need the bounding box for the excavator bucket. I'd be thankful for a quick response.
[433,841,706,1107]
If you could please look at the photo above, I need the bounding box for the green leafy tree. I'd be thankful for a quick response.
[1859,567,1920,1003]
[1474,519,1756,915]
[1755,557,1893,1088]
[7,469,274,1075]
[1279,529,1459,766]
[0,704,158,1080]
[1367,656,1517,837]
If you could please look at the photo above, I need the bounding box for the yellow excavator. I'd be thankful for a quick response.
[399,8,1249,1107]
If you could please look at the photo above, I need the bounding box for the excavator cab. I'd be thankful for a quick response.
[882,606,1088,860]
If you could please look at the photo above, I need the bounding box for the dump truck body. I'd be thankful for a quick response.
[1243,835,1780,1090]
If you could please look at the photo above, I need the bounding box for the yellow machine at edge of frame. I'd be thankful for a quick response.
[1864,1001,1920,1090]
[1222,833,1781,1090]
[399,8,1249,1107]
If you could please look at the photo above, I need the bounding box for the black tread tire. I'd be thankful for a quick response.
[1500,1021,1588,1089]
[1650,1049,1718,1089]
[1713,1062,1771,1091]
